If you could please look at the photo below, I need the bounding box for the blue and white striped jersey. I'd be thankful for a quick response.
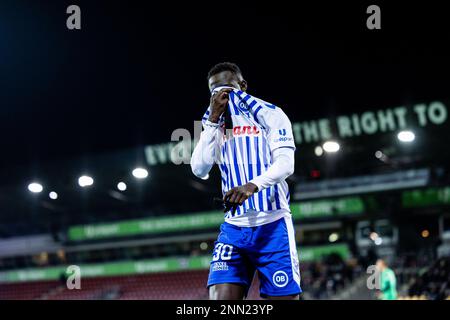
[201,89,296,225]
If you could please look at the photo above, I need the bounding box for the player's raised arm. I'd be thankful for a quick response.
[190,88,232,178]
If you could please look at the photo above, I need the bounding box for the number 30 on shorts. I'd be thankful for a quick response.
[212,243,233,261]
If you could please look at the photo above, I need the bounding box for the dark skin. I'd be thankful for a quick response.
[207,71,299,301]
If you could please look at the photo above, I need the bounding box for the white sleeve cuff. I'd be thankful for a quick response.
[203,120,220,129]
[201,120,219,143]
[249,178,264,192]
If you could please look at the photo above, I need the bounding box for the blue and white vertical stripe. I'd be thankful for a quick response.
[203,90,290,219]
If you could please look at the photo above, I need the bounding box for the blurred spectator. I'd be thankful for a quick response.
[375,259,398,300]
[408,257,450,300]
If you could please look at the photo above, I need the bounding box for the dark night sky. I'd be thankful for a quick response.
[0,1,449,168]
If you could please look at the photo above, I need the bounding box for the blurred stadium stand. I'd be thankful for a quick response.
[0,262,355,300]
[2,255,448,300]
[0,272,209,300]
[405,257,450,300]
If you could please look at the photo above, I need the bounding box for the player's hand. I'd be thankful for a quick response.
[223,182,259,213]
[208,88,233,123]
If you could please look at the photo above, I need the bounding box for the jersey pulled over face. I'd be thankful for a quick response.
[201,89,296,221]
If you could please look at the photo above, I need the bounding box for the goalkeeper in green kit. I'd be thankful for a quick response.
[376,259,398,300]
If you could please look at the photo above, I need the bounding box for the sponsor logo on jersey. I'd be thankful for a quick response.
[211,262,229,272]
[274,137,294,143]
[233,126,260,136]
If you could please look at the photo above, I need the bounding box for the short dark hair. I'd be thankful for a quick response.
[207,62,242,79]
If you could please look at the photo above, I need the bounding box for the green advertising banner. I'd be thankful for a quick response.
[0,244,350,283]
[402,187,450,208]
[290,196,364,219]
[68,197,364,241]
[68,211,224,241]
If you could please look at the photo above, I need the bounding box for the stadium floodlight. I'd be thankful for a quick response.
[132,168,148,179]
[374,237,383,245]
[375,150,390,163]
[314,146,324,156]
[117,182,127,191]
[28,182,43,193]
[49,191,58,200]
[369,232,379,241]
[78,175,94,187]
[322,141,340,153]
[328,233,339,243]
[397,130,415,142]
